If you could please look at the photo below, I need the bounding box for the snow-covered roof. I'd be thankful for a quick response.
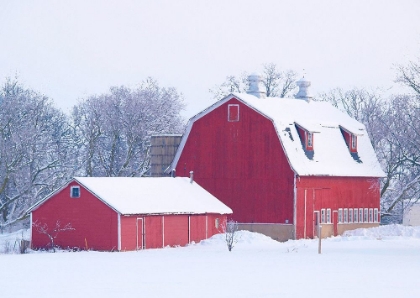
[170,93,385,177]
[29,177,232,215]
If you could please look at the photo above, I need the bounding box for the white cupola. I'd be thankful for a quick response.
[246,73,267,99]
[295,76,313,102]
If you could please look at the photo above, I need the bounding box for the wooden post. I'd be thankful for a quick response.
[318,225,322,254]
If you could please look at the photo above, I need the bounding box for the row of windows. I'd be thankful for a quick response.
[320,208,379,224]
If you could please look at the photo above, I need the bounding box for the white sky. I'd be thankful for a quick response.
[1,0,419,118]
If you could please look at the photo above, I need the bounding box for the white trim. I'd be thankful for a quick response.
[354,208,359,223]
[348,208,353,223]
[374,208,379,223]
[293,175,297,238]
[117,214,121,251]
[359,209,364,223]
[227,104,240,122]
[136,218,144,250]
[30,212,33,245]
[326,208,331,224]
[303,188,307,238]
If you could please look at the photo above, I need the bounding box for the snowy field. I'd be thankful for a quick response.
[1,225,419,298]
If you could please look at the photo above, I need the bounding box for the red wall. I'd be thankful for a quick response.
[295,176,381,238]
[120,214,225,250]
[176,98,295,224]
[31,181,118,251]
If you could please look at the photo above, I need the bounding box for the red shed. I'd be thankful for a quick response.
[29,177,232,251]
[168,75,384,240]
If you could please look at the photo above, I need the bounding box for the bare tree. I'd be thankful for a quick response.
[223,219,239,252]
[72,78,185,177]
[318,87,420,222]
[395,58,420,95]
[0,78,75,229]
[210,63,298,100]
[33,220,75,252]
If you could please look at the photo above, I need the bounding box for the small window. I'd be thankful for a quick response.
[369,208,373,223]
[348,208,353,223]
[70,186,80,198]
[344,208,348,223]
[215,218,220,229]
[354,208,359,223]
[307,132,313,148]
[374,208,379,223]
[338,208,343,223]
[228,104,239,122]
[359,209,364,223]
[364,208,368,223]
[321,209,326,223]
[351,134,357,150]
[326,209,331,224]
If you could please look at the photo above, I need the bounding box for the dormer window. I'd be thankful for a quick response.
[351,134,357,151]
[295,124,314,151]
[340,127,358,153]
[307,132,313,148]
[228,104,239,122]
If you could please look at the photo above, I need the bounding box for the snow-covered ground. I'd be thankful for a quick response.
[1,225,419,297]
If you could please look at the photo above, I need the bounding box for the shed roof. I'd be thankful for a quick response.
[29,177,233,215]
[170,93,385,177]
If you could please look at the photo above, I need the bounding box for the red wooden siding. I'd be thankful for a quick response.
[121,216,137,251]
[163,215,189,247]
[295,176,380,238]
[145,216,163,249]
[176,98,295,224]
[31,181,118,251]
[189,215,207,243]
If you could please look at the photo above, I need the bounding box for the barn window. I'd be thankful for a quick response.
[70,186,80,198]
[326,209,331,224]
[344,208,348,223]
[359,209,364,223]
[348,208,353,223]
[338,209,343,223]
[369,208,373,223]
[228,104,239,122]
[215,218,220,229]
[321,209,326,223]
[354,208,359,223]
[340,126,358,153]
[307,132,313,148]
[364,208,368,222]
[374,208,379,223]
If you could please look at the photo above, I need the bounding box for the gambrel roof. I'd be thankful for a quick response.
[170,93,385,177]
[28,177,232,215]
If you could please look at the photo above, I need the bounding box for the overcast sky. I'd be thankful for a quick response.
[1,0,419,118]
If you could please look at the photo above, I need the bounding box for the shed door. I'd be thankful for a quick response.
[137,218,144,250]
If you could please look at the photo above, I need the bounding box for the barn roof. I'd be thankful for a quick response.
[75,177,232,215]
[28,177,233,215]
[170,93,385,177]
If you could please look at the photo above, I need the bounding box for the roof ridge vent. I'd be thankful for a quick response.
[246,73,267,99]
[295,76,313,102]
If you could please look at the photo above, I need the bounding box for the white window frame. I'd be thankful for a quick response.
[369,208,373,223]
[70,186,80,198]
[344,208,348,223]
[307,132,313,147]
[359,209,364,223]
[321,209,326,224]
[354,208,359,223]
[215,218,220,229]
[374,208,379,223]
[364,208,368,223]
[338,208,343,223]
[351,134,357,150]
[326,209,331,224]
[348,208,353,223]
[227,104,240,122]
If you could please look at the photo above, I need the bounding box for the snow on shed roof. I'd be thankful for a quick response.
[74,177,232,215]
[170,93,385,177]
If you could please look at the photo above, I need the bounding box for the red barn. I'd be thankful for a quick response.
[29,177,232,251]
[168,75,384,240]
